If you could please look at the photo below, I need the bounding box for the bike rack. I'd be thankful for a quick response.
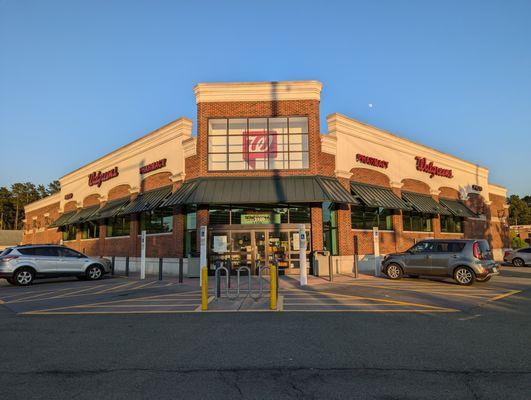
[215,260,277,301]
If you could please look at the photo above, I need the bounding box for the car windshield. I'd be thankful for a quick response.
[0,248,13,256]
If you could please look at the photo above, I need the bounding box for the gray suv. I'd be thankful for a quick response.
[0,245,111,286]
[381,239,499,285]
[503,248,531,267]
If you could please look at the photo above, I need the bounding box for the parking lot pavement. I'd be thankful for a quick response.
[1,267,527,315]
[0,277,200,315]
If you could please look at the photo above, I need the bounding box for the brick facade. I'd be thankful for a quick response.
[22,81,510,266]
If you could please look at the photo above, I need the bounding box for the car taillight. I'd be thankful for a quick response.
[504,251,511,258]
[0,255,19,262]
[473,242,481,259]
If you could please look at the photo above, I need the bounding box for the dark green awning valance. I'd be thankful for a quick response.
[350,182,411,210]
[402,191,451,215]
[118,186,172,215]
[49,211,77,228]
[87,198,130,221]
[439,198,476,218]
[68,205,100,225]
[161,176,358,207]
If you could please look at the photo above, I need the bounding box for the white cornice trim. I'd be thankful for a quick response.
[335,170,353,179]
[59,117,192,185]
[321,133,337,155]
[488,183,508,197]
[194,80,323,103]
[327,113,490,177]
[183,137,197,158]
[24,193,61,213]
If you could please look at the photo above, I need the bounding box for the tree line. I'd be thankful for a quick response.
[507,195,531,226]
[0,181,60,230]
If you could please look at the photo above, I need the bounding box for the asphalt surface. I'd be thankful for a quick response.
[1,267,530,399]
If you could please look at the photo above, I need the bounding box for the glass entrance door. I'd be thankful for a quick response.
[209,226,311,275]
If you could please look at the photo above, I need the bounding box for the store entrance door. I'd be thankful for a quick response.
[209,226,310,275]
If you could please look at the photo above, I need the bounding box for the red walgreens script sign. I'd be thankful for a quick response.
[243,131,278,168]
[88,167,119,187]
[415,157,453,179]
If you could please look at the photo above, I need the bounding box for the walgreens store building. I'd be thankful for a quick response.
[23,81,510,276]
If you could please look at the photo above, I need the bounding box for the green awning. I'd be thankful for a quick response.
[350,182,411,210]
[439,198,476,218]
[402,191,451,215]
[49,211,77,228]
[86,198,130,221]
[68,205,100,224]
[118,186,172,215]
[161,176,358,206]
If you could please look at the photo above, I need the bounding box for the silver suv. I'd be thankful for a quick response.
[503,248,531,267]
[0,245,111,286]
[381,239,499,285]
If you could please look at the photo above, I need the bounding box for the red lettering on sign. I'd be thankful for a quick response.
[414,157,453,179]
[356,153,389,169]
[139,158,167,174]
[88,167,119,187]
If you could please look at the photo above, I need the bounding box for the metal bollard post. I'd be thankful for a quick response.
[328,255,334,282]
[178,258,183,283]
[125,256,130,277]
[353,236,359,279]
[270,264,277,310]
[158,258,163,281]
[201,266,208,311]
[111,256,115,276]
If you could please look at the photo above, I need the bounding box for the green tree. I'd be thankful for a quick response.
[507,195,531,225]
[47,180,61,195]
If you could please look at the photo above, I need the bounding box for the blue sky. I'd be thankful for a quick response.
[1,0,530,195]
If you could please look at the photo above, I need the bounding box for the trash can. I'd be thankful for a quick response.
[312,251,330,277]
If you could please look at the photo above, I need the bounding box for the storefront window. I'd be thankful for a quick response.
[107,215,130,237]
[351,206,393,230]
[185,205,197,256]
[403,211,433,232]
[208,205,309,225]
[81,221,99,239]
[440,215,464,233]
[62,224,77,241]
[139,207,173,234]
[208,117,309,171]
[323,202,338,256]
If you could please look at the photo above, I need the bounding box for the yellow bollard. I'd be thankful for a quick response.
[270,264,277,311]
[201,266,208,311]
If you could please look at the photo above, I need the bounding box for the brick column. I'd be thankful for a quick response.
[129,214,139,257]
[310,204,323,252]
[390,186,403,252]
[173,205,184,258]
[336,177,353,256]
[99,222,106,256]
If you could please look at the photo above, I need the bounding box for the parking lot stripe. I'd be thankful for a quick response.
[91,281,138,294]
[488,290,521,302]
[44,282,115,299]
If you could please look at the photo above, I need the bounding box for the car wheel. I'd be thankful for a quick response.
[385,263,403,280]
[454,266,475,286]
[13,268,35,286]
[86,265,104,281]
[478,276,491,283]
[512,258,525,267]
